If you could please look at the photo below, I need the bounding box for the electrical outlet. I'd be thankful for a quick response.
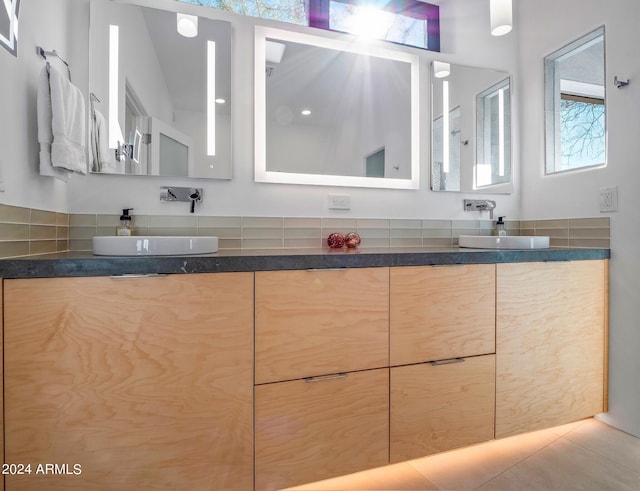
[599,186,618,213]
[328,194,351,210]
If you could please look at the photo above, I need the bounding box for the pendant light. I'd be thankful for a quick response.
[490,0,512,36]
[177,13,198,38]
[433,61,450,78]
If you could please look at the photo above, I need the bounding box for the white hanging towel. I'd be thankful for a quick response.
[37,66,72,181]
[90,108,119,173]
[48,65,87,174]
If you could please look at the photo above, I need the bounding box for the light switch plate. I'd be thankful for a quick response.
[328,194,351,210]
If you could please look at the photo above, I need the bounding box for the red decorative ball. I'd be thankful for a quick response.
[327,233,345,249]
[345,232,361,248]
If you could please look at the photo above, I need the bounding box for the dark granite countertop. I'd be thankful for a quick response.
[0,247,610,279]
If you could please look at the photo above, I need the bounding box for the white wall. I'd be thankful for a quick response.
[66,0,520,219]
[0,0,88,211]
[517,0,640,436]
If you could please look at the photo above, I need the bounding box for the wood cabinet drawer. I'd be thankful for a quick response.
[255,368,389,491]
[4,273,254,491]
[390,264,495,366]
[390,354,495,462]
[496,260,607,438]
[255,268,389,384]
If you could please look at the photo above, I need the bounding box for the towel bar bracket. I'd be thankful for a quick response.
[37,46,72,81]
[614,76,630,88]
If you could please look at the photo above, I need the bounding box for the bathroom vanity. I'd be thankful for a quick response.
[0,248,608,491]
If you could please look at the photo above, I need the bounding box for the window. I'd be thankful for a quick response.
[545,27,605,174]
[178,0,440,51]
[312,0,440,51]
[178,0,307,25]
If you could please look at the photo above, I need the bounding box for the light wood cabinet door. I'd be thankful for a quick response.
[255,268,389,384]
[255,368,389,491]
[390,264,495,366]
[390,354,495,462]
[4,273,254,491]
[496,260,607,438]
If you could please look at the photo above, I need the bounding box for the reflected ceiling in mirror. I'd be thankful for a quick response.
[431,62,513,194]
[88,0,232,179]
[255,26,420,189]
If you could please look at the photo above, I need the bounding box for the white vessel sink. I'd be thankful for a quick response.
[458,235,550,250]
[93,236,218,256]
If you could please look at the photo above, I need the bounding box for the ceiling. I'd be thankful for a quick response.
[141,6,232,114]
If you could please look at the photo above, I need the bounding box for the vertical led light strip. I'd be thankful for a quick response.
[108,24,122,149]
[207,41,216,156]
[442,80,450,173]
[498,88,505,176]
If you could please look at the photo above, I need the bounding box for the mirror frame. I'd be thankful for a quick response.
[254,26,420,189]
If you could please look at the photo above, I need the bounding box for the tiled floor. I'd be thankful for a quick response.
[283,418,640,491]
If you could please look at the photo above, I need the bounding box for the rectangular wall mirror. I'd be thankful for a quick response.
[88,0,232,179]
[255,26,420,189]
[431,62,512,193]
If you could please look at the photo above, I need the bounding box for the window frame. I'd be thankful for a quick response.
[544,26,606,175]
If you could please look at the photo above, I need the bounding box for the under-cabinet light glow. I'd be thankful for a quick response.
[443,80,450,173]
[207,41,216,156]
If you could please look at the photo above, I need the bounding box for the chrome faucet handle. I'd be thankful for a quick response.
[189,188,202,214]
[463,199,497,220]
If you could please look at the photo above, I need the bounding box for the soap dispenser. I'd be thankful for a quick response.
[495,216,507,236]
[116,208,133,236]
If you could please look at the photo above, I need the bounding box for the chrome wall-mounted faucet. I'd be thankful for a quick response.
[160,186,203,213]
[464,199,497,219]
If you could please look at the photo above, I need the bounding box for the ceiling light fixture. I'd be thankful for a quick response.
[490,0,512,36]
[177,13,198,38]
[433,61,450,78]
[301,109,311,116]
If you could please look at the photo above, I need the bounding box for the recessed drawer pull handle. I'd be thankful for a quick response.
[430,358,465,366]
[305,268,346,272]
[304,373,348,383]
[110,273,168,279]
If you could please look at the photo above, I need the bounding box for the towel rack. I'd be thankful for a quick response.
[37,46,72,82]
